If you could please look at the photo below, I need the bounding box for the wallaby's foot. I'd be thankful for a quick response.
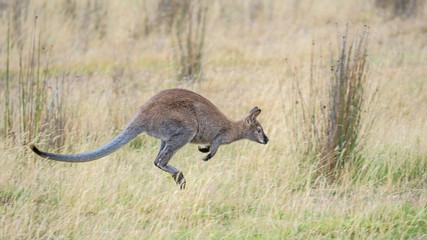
[198,146,210,153]
[173,172,186,189]
[202,153,212,161]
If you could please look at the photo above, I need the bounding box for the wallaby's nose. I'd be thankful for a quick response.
[264,136,269,144]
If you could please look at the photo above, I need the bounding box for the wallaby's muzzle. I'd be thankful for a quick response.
[263,136,269,144]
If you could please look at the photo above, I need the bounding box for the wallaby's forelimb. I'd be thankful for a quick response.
[202,153,212,161]
[202,140,220,161]
[198,146,210,153]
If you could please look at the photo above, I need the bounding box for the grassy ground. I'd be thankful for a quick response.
[0,0,426,239]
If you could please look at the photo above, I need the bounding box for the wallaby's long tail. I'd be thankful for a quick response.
[30,125,142,162]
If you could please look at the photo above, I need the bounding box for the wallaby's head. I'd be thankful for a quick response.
[243,107,269,144]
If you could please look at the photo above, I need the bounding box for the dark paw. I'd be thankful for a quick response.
[202,153,212,161]
[179,180,186,190]
[198,146,210,153]
[173,172,186,190]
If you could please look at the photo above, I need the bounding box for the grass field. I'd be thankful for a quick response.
[0,0,426,239]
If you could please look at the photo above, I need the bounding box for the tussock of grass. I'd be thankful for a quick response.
[171,0,208,81]
[320,25,372,177]
[284,25,383,183]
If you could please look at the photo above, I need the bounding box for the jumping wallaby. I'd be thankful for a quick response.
[30,89,269,189]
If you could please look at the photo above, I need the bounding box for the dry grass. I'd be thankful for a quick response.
[286,25,375,181]
[171,0,208,81]
[0,0,426,239]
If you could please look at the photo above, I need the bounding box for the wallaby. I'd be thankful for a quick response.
[30,88,269,189]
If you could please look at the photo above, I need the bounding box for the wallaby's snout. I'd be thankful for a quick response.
[259,132,269,144]
[263,135,269,144]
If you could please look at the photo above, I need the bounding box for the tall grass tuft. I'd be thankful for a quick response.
[17,15,46,145]
[172,0,208,82]
[4,9,11,136]
[1,12,69,150]
[287,25,374,181]
[321,26,371,178]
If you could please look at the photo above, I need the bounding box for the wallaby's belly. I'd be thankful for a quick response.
[190,125,211,144]
[190,125,221,144]
[190,136,208,144]
[141,108,199,142]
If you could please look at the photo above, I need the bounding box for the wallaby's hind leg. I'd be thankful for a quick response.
[154,140,166,167]
[154,136,192,189]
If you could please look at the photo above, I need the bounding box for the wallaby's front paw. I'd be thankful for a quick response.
[198,146,210,153]
[173,172,186,189]
[202,153,212,161]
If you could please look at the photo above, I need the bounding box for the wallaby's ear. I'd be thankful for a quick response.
[244,107,261,124]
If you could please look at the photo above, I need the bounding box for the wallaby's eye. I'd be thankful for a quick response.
[257,128,262,133]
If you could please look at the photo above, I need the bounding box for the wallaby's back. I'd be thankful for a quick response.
[136,89,233,144]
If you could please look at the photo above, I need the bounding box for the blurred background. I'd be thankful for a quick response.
[0,0,426,239]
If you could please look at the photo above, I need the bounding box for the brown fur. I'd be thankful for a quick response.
[30,89,269,189]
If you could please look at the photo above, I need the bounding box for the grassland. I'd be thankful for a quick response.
[0,0,426,239]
